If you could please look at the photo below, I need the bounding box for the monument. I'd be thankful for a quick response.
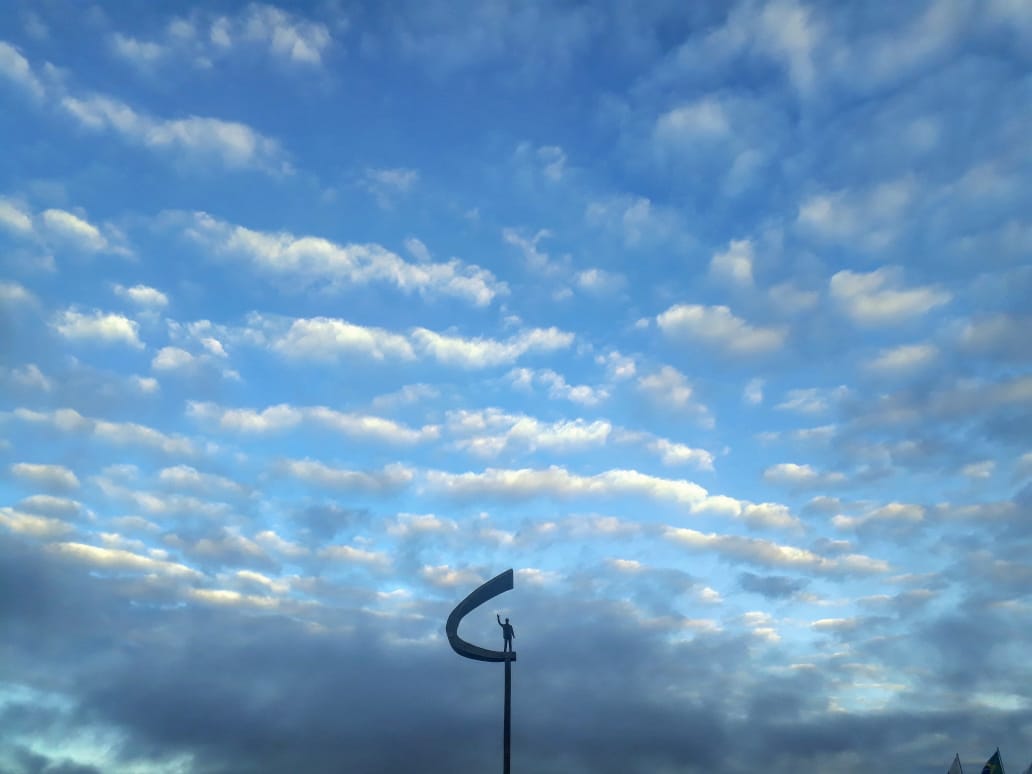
[446,568,517,774]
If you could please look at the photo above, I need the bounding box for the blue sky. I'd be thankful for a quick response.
[1,1,1031,772]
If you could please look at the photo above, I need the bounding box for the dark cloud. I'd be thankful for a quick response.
[737,572,809,599]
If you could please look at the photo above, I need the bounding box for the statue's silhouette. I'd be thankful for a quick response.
[497,614,515,652]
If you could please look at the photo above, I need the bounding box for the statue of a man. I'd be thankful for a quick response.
[496,614,515,652]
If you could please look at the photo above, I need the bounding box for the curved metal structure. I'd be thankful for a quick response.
[445,568,516,662]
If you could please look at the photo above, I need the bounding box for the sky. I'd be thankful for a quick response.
[1,1,1031,772]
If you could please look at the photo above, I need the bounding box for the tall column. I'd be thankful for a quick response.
[504,657,511,774]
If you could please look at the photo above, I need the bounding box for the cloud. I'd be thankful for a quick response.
[655,97,730,141]
[114,284,169,307]
[637,365,709,419]
[410,326,573,368]
[10,462,80,492]
[865,343,939,375]
[363,167,419,207]
[110,5,334,71]
[797,178,916,249]
[0,507,74,538]
[2,363,52,392]
[446,409,612,457]
[426,465,708,506]
[187,401,439,444]
[829,267,951,325]
[657,304,787,354]
[710,238,755,286]
[646,438,715,470]
[0,197,34,234]
[158,465,247,497]
[0,280,36,306]
[183,211,505,306]
[278,459,413,493]
[664,526,889,575]
[507,367,608,406]
[40,209,108,251]
[832,502,926,531]
[958,314,1032,362]
[744,378,765,405]
[763,463,846,489]
[269,316,416,361]
[13,408,197,456]
[776,386,848,414]
[47,541,201,578]
[0,40,44,98]
[61,94,289,172]
[51,309,144,349]
[574,267,625,295]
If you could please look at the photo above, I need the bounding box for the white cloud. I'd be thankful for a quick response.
[637,366,712,425]
[0,41,44,98]
[184,211,505,306]
[657,304,787,354]
[0,197,33,233]
[960,460,995,480]
[48,541,200,577]
[110,33,165,65]
[94,477,233,519]
[61,94,287,172]
[710,239,754,286]
[830,267,950,325]
[5,364,52,392]
[0,281,37,305]
[664,527,888,575]
[507,367,608,406]
[865,343,938,374]
[647,439,715,470]
[131,375,160,393]
[420,564,483,589]
[279,459,413,493]
[114,283,169,307]
[776,386,848,414]
[426,465,711,508]
[832,502,925,530]
[152,347,195,371]
[575,267,625,295]
[797,178,916,249]
[10,462,80,491]
[768,281,820,314]
[52,309,144,349]
[595,350,636,381]
[188,401,438,444]
[363,167,418,207]
[40,208,108,251]
[446,409,612,457]
[411,326,573,368]
[0,507,73,538]
[320,544,391,567]
[763,462,846,488]
[743,378,764,405]
[214,4,332,65]
[536,144,567,181]
[655,97,730,141]
[584,194,681,248]
[158,465,247,496]
[14,408,197,456]
[17,494,82,518]
[271,316,416,361]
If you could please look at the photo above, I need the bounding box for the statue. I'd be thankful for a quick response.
[446,569,516,773]
[497,614,515,652]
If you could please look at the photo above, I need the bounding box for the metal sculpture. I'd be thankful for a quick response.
[446,568,516,773]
